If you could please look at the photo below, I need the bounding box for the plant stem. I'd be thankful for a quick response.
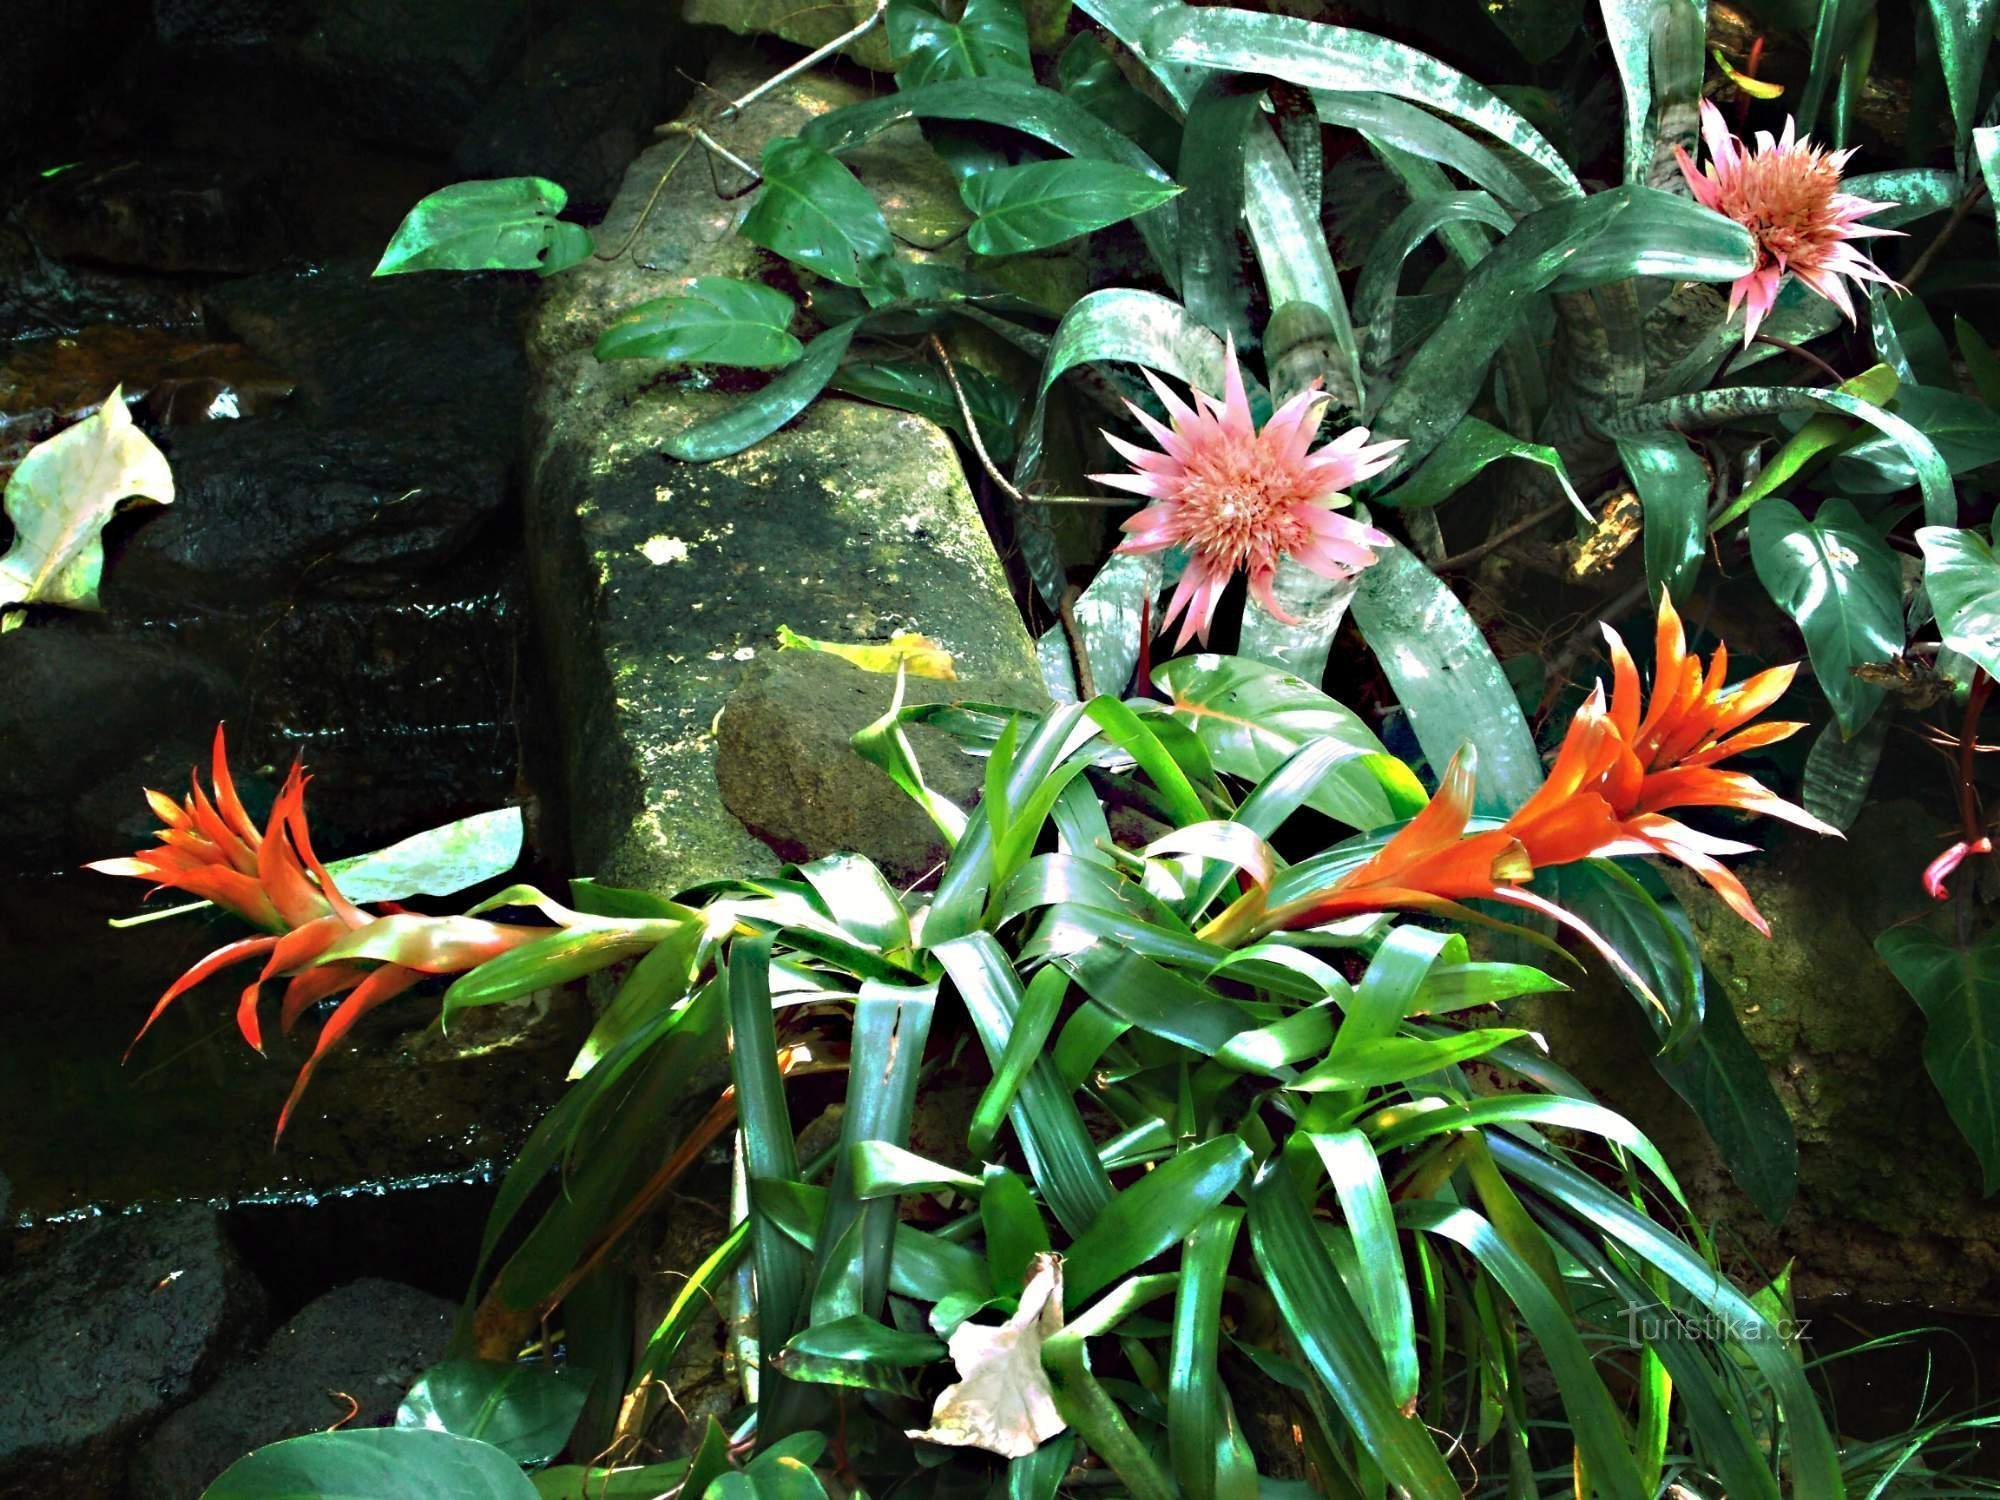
[1906,182,1990,289]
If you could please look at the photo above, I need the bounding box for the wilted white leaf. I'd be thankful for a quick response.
[0,388,174,630]
[907,1252,1067,1459]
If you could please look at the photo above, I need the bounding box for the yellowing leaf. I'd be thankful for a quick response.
[776,622,958,679]
[0,388,174,631]
[907,1252,1066,1459]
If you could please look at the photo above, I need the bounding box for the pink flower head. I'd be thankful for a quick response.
[1675,99,1903,345]
[1094,337,1402,649]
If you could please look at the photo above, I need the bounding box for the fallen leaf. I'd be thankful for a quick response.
[0,387,173,631]
[907,1252,1067,1459]
[777,622,957,680]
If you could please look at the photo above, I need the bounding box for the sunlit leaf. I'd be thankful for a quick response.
[375,178,591,277]
[662,319,862,463]
[202,1428,539,1499]
[1749,498,1902,736]
[962,159,1181,255]
[593,278,803,368]
[889,0,1031,84]
[741,139,895,288]
[397,1359,590,1465]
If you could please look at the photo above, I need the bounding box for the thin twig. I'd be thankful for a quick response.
[689,128,759,186]
[1752,332,1844,387]
[1906,182,1990,289]
[1436,496,1573,573]
[594,137,697,262]
[720,0,889,119]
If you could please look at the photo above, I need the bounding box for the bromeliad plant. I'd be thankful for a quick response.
[103,597,1851,1496]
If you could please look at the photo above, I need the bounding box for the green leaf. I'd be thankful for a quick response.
[202,1428,539,1499]
[662,318,862,463]
[968,966,1069,1158]
[1844,166,1964,227]
[1828,385,2000,494]
[397,1360,590,1465]
[962,159,1181,255]
[374,178,591,277]
[740,139,894,287]
[1918,524,2000,680]
[1957,316,2000,409]
[1927,0,2000,149]
[1351,542,1543,814]
[1245,1162,1461,1500]
[1651,974,1799,1225]
[888,0,1031,84]
[1291,1029,1531,1090]
[1878,926,2000,1193]
[1304,1130,1417,1410]
[1802,709,1890,832]
[784,1313,946,1365]
[593,278,803,368]
[827,358,1018,459]
[1057,33,1182,168]
[1176,76,1266,345]
[1062,1135,1251,1304]
[1979,130,2000,257]
[1541,861,1701,1056]
[1614,429,1709,605]
[1380,414,1579,514]
[1541,184,1756,290]
[533,1459,693,1499]
[1167,1208,1243,1500]
[1145,7,1581,203]
[1749,498,1902,736]
[1153,654,1417,832]
[443,924,667,1019]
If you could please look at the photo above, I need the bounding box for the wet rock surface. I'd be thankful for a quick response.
[719,650,1046,884]
[525,52,1034,899]
[0,1206,264,1498]
[130,1278,457,1499]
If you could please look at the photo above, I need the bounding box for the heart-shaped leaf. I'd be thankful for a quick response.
[1749,498,1902,736]
[398,1359,591,1465]
[741,140,895,288]
[0,389,173,630]
[594,278,804,368]
[962,159,1181,255]
[1917,524,2000,680]
[201,1427,539,1499]
[888,0,1031,84]
[375,177,592,277]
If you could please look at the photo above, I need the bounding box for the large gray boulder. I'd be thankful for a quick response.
[0,1206,264,1497]
[524,52,1037,898]
[131,1278,457,1498]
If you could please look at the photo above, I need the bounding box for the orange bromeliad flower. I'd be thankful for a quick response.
[89,727,544,1137]
[1501,596,1836,933]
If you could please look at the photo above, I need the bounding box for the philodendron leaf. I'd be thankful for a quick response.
[962,159,1182,255]
[662,319,864,462]
[889,0,1032,83]
[1878,925,2000,1193]
[593,278,804,368]
[1918,525,2000,680]
[374,177,592,277]
[1827,385,2000,495]
[201,1427,539,1499]
[741,139,895,288]
[398,1359,591,1465]
[0,389,173,631]
[1749,498,1903,736]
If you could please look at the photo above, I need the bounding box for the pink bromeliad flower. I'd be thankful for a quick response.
[1675,99,1902,344]
[1093,339,1402,649]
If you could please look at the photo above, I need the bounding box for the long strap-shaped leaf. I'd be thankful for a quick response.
[1350,539,1542,815]
[1490,1136,1846,1499]
[1246,1160,1462,1499]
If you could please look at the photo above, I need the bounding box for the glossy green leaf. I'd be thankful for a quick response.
[968,965,1068,1158]
[888,0,1031,84]
[1057,33,1182,168]
[1380,414,1579,514]
[1153,654,1418,831]
[397,1359,590,1465]
[1062,1135,1251,1303]
[593,278,803,368]
[662,318,861,463]
[1244,128,1363,411]
[532,1459,693,1500]
[1176,76,1266,345]
[1167,1208,1243,1500]
[1353,191,1514,365]
[1828,385,2000,494]
[203,1428,539,1499]
[962,159,1181,255]
[1802,709,1890,832]
[1979,130,2000,255]
[1292,1029,1530,1091]
[374,177,591,277]
[442,924,665,1019]
[1957,316,2000,409]
[1845,166,1964,227]
[1351,542,1543,814]
[1015,287,1233,486]
[1542,185,1756,290]
[1918,524,2000,680]
[1650,974,1799,1225]
[827,358,1018,459]
[1799,0,1873,129]
[981,1166,1052,1292]
[1542,861,1700,1055]
[741,139,893,288]
[1036,549,1157,701]
[1878,926,2000,1193]
[1305,1130,1417,1409]
[1146,7,1581,203]
[784,1313,946,1365]
[1246,1161,1461,1499]
[1928,0,2000,149]
[1750,498,1901,735]
[1614,428,1709,604]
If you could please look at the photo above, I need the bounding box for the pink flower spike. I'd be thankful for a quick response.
[1102,337,1404,647]
[1924,836,1991,901]
[1675,99,1904,345]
